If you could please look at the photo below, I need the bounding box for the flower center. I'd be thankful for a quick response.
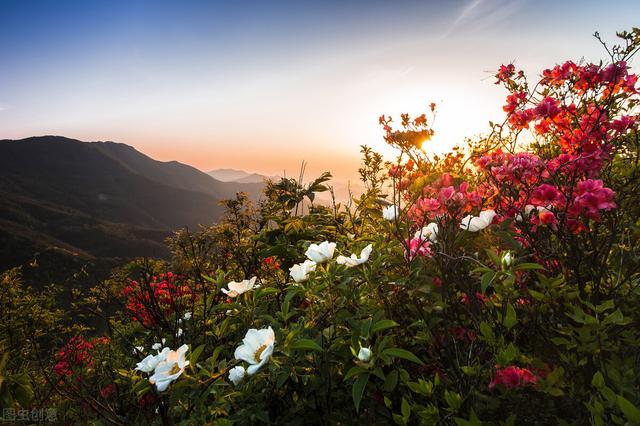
[253,344,268,363]
[169,364,181,375]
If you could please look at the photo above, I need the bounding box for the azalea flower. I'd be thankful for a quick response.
[382,205,399,221]
[234,326,276,375]
[305,241,336,263]
[414,222,439,242]
[460,209,496,232]
[357,347,372,362]
[135,347,170,373]
[149,344,190,392]
[489,365,537,390]
[228,366,246,386]
[289,260,317,283]
[337,244,373,268]
[221,276,259,298]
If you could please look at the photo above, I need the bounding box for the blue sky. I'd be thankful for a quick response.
[1,0,639,178]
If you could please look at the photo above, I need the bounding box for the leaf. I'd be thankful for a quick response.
[190,344,205,367]
[528,289,545,301]
[504,304,517,329]
[371,319,399,334]
[592,371,605,388]
[401,397,411,420]
[479,322,495,342]
[617,395,640,423]
[382,348,425,366]
[352,373,370,412]
[514,263,545,271]
[481,272,496,293]
[344,366,367,381]
[602,309,626,325]
[382,369,399,392]
[291,339,323,352]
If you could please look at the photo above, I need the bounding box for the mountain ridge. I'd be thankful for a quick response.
[0,136,265,270]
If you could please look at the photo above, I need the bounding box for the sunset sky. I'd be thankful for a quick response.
[1,0,639,181]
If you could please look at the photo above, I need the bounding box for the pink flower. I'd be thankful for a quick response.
[404,237,432,261]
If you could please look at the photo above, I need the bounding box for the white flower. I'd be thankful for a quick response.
[382,205,399,221]
[177,328,183,337]
[149,344,190,392]
[414,222,439,242]
[358,347,372,362]
[460,209,496,232]
[133,345,144,354]
[228,366,246,386]
[151,342,162,351]
[183,312,192,320]
[336,244,373,268]
[135,347,170,373]
[289,260,317,283]
[305,241,336,263]
[234,327,276,375]
[221,276,259,298]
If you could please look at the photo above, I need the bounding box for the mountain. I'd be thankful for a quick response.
[208,168,279,184]
[207,168,252,182]
[0,136,265,271]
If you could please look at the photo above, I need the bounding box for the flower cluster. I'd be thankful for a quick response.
[122,272,194,327]
[53,336,109,378]
[488,365,538,391]
[135,344,190,392]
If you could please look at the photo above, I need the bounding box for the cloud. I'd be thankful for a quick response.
[442,0,526,38]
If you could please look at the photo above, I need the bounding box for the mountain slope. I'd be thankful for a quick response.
[94,142,264,199]
[0,136,262,270]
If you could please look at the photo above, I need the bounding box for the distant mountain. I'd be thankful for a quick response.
[0,136,265,270]
[208,168,279,184]
[207,168,252,182]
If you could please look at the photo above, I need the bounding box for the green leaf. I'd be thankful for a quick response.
[528,289,545,301]
[602,309,626,325]
[479,322,495,342]
[371,319,399,334]
[514,263,545,271]
[382,348,425,366]
[617,395,640,423]
[481,272,496,293]
[344,366,367,381]
[401,397,411,419]
[352,373,370,412]
[190,344,205,367]
[592,371,605,389]
[504,304,517,329]
[291,338,323,352]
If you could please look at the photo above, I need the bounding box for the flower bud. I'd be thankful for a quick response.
[501,251,514,268]
[357,347,372,362]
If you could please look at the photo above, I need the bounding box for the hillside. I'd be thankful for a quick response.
[0,136,264,270]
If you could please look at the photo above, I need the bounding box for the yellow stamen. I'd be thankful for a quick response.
[254,344,268,363]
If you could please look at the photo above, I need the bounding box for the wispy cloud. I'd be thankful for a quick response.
[441,0,526,39]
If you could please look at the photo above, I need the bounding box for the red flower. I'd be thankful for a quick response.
[489,365,537,390]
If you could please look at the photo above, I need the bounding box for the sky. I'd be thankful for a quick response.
[1,0,639,181]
